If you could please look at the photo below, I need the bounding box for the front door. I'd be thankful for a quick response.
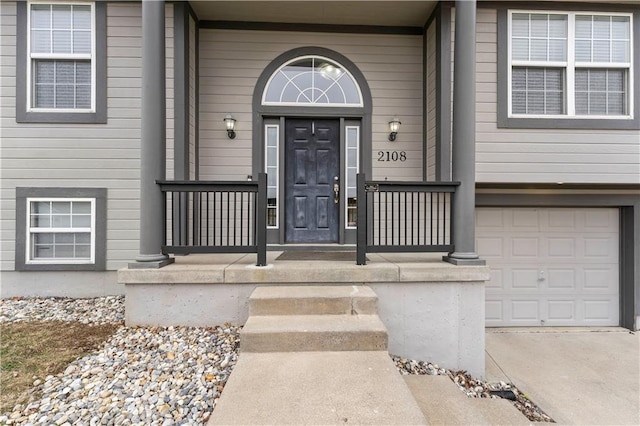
[285,118,340,243]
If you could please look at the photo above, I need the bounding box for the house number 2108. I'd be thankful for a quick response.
[377,151,407,162]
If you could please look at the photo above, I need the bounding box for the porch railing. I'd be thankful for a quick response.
[157,173,267,266]
[356,173,459,265]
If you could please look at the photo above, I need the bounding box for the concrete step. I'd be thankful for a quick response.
[208,351,427,425]
[248,285,378,316]
[240,314,388,352]
[405,375,532,425]
[405,375,490,425]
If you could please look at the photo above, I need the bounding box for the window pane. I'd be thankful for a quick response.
[528,92,544,114]
[608,93,624,115]
[75,233,91,244]
[31,215,50,228]
[34,61,54,84]
[575,16,592,38]
[72,215,91,227]
[511,67,565,115]
[76,85,91,108]
[612,16,630,39]
[73,31,91,54]
[56,233,74,244]
[527,68,545,90]
[575,40,592,62]
[590,92,607,115]
[512,38,529,60]
[72,202,91,214]
[73,6,91,30]
[55,62,74,83]
[52,202,70,214]
[52,30,72,53]
[32,234,54,259]
[31,4,51,29]
[56,85,75,108]
[589,69,607,91]
[549,15,567,38]
[75,245,91,258]
[530,39,548,61]
[575,92,589,114]
[546,91,563,114]
[593,40,610,62]
[548,39,566,61]
[575,68,627,115]
[612,41,629,63]
[31,30,51,53]
[263,57,362,105]
[512,14,529,37]
[34,84,55,108]
[530,14,548,37]
[575,70,588,91]
[54,244,74,258]
[76,62,91,83]
[52,215,71,228]
[52,5,72,29]
[593,15,610,39]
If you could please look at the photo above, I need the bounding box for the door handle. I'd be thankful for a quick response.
[333,176,339,204]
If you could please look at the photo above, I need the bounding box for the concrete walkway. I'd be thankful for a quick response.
[209,351,427,425]
[486,328,640,425]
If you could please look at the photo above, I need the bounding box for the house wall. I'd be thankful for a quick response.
[198,29,424,182]
[452,7,640,184]
[0,2,174,292]
[426,20,437,181]
[189,15,197,180]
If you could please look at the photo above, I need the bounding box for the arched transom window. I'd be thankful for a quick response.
[262,56,363,106]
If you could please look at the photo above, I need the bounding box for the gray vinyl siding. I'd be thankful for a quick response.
[198,29,424,181]
[0,2,174,271]
[426,21,437,181]
[452,7,640,184]
[165,5,175,180]
[189,15,197,180]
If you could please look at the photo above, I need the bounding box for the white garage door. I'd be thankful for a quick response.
[477,208,619,327]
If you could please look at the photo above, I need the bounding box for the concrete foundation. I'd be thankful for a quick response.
[119,252,490,377]
[0,271,124,298]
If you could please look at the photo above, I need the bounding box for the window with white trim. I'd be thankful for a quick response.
[509,11,633,118]
[265,124,279,228]
[262,56,363,107]
[26,198,95,264]
[345,125,360,228]
[28,2,95,111]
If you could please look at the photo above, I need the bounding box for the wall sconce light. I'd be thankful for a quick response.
[388,117,401,141]
[223,114,236,139]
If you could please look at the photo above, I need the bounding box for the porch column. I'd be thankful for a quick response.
[444,0,484,265]
[132,0,173,268]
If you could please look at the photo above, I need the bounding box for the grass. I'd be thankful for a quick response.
[0,321,121,414]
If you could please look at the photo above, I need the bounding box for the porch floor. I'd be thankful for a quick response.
[120,251,488,285]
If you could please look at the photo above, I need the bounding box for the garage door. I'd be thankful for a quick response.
[477,208,619,327]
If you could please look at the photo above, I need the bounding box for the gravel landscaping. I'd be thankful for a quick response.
[1,296,552,425]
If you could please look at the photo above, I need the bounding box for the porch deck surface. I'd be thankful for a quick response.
[120,251,487,285]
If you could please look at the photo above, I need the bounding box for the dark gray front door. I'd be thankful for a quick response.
[285,119,340,243]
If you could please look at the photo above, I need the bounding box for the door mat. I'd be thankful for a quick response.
[275,251,366,262]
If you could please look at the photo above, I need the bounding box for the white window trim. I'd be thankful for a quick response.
[26,1,96,113]
[345,125,360,230]
[265,124,279,229]
[508,10,634,120]
[25,197,96,265]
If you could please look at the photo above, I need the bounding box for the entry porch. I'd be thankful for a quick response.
[119,251,489,376]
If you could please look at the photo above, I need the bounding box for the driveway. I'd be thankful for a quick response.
[485,328,639,425]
